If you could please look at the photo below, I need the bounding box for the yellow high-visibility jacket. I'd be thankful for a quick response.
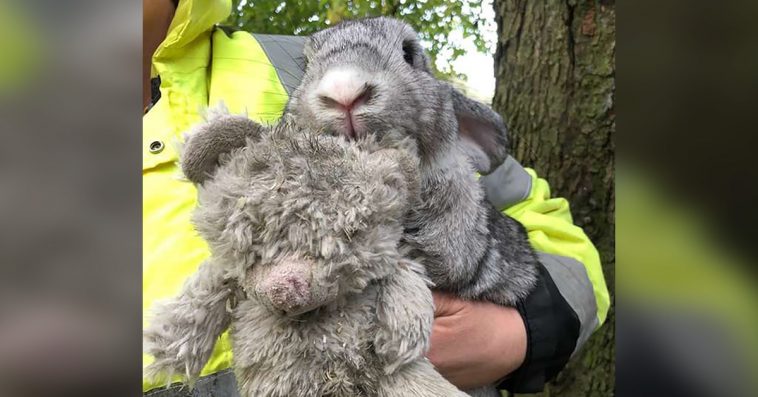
[143,0,609,394]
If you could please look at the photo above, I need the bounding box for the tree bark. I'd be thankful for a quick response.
[491,1,615,396]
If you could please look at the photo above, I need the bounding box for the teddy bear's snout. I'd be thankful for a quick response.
[257,259,316,315]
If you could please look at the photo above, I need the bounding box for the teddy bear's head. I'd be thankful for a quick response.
[182,115,418,316]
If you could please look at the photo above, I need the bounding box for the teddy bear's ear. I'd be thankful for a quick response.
[181,115,266,185]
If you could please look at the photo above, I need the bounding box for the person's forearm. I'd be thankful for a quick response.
[143,0,176,110]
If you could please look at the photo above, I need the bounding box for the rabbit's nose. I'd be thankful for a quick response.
[316,68,373,111]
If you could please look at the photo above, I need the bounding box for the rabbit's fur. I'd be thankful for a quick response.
[144,113,467,397]
[287,17,539,307]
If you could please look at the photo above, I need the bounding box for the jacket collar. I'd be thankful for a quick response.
[153,0,230,62]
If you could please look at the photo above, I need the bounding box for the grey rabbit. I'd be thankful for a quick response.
[286,17,538,308]
[284,17,540,397]
[144,113,468,397]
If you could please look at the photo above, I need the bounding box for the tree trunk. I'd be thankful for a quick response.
[491,1,615,396]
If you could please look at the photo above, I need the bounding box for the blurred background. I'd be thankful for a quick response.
[0,1,142,396]
[0,0,757,396]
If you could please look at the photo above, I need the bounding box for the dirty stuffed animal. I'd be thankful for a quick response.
[143,111,467,397]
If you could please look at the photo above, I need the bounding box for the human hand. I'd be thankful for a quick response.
[426,291,527,390]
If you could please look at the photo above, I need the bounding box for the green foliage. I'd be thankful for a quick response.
[225,0,493,80]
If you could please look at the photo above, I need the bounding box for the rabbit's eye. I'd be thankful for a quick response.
[402,41,415,66]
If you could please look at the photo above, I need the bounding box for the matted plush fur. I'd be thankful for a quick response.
[144,115,466,397]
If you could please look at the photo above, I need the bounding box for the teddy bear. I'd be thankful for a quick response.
[143,111,466,397]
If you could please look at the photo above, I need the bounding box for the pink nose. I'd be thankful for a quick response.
[316,68,372,111]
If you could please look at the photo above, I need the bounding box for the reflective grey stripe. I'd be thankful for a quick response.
[538,252,599,356]
[252,34,307,95]
[144,369,239,397]
[480,156,532,210]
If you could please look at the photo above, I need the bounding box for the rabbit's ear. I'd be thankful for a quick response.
[451,88,509,175]
[181,113,266,185]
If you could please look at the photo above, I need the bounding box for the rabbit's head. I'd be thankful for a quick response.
[184,115,419,315]
[287,17,508,174]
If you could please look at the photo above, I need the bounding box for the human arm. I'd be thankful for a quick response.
[428,156,610,392]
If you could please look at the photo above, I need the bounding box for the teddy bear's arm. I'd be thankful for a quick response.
[144,260,238,386]
[373,259,434,375]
